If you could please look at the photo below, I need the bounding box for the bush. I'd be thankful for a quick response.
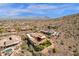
[15,26,21,32]
[47,26,51,29]
[60,40,64,45]
[52,26,59,29]
[68,46,72,49]
[21,35,28,41]
[20,42,28,50]
[52,48,56,53]
[47,25,59,30]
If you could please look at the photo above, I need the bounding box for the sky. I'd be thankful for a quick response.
[0,3,79,18]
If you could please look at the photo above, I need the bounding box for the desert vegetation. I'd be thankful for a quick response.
[0,14,79,56]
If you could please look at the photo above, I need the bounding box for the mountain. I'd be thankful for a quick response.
[0,16,51,20]
[50,14,79,56]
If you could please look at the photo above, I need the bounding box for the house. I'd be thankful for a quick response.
[26,33,52,51]
[0,35,21,50]
[26,33,46,44]
[0,35,22,56]
[20,25,31,31]
[19,26,27,31]
[6,27,16,32]
[40,29,60,37]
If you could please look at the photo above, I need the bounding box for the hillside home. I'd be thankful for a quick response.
[26,33,52,51]
[40,29,60,37]
[6,27,16,32]
[0,35,22,55]
[26,33,46,44]
[0,35,21,49]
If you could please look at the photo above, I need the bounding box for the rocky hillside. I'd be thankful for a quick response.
[50,14,79,56]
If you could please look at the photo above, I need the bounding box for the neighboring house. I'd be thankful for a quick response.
[0,35,22,56]
[0,35,21,50]
[6,27,16,32]
[20,26,27,31]
[20,25,31,31]
[40,29,60,37]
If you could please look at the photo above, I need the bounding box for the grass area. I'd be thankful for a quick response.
[35,40,51,51]
[0,27,6,33]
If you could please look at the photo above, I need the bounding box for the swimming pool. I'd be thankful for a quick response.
[2,48,12,53]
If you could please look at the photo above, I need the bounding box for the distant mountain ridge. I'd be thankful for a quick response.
[0,13,79,20]
[0,16,51,20]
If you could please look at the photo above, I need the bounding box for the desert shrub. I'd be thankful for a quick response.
[68,46,72,49]
[52,26,59,29]
[52,48,56,53]
[73,50,77,53]
[15,26,21,32]
[60,40,64,45]
[21,35,28,41]
[47,26,51,29]
[74,53,79,56]
[30,50,42,56]
[72,48,79,56]
[46,32,51,36]
[34,46,42,51]
[47,25,59,30]
[73,45,76,48]
[76,43,78,46]
[33,26,37,28]
[77,28,79,30]
[20,42,28,50]
[68,46,72,50]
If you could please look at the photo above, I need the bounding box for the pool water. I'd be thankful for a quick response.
[2,48,12,53]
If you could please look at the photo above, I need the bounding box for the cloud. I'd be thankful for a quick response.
[0,4,51,16]
[0,3,79,18]
[0,3,9,7]
[27,4,58,10]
